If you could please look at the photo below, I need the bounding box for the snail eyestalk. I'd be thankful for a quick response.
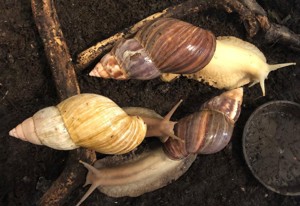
[76,160,101,206]
[252,62,296,96]
[124,100,183,143]
[143,100,183,142]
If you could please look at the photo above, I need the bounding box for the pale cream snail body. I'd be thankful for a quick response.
[89,18,295,96]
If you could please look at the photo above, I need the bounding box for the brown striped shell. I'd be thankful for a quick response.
[164,88,243,159]
[90,18,216,80]
[9,94,147,155]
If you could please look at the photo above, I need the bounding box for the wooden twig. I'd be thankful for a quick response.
[263,23,300,51]
[31,0,80,99]
[240,0,300,50]
[31,0,96,205]
[219,0,260,37]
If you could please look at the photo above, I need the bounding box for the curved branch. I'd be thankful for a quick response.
[240,0,300,50]
[263,23,300,51]
[31,0,96,205]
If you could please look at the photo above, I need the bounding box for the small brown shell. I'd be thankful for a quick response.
[163,88,243,159]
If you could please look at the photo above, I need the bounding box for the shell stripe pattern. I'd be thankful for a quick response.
[94,18,216,80]
[164,111,233,159]
[201,88,242,123]
[135,18,216,74]
[163,88,243,159]
[57,94,147,154]
[113,38,161,80]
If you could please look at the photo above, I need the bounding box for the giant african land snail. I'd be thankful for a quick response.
[76,88,243,205]
[9,93,183,154]
[89,18,295,96]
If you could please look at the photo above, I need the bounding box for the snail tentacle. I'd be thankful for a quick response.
[124,100,183,143]
[76,161,102,206]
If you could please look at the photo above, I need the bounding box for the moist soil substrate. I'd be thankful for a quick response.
[0,0,300,205]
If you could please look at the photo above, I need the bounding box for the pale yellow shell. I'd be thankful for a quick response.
[9,94,147,155]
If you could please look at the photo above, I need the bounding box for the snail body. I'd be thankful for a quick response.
[77,88,243,205]
[90,18,295,96]
[76,146,197,206]
[9,94,147,154]
[182,36,295,96]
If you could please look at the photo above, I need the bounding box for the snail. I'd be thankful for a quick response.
[76,88,243,206]
[9,93,182,155]
[163,86,243,159]
[89,18,295,96]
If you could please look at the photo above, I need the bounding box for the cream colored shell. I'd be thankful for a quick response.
[9,94,147,155]
[34,106,78,150]
[9,106,78,150]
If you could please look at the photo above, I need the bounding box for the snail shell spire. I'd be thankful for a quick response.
[90,18,216,80]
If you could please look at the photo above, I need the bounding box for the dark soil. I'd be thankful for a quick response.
[0,0,300,206]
